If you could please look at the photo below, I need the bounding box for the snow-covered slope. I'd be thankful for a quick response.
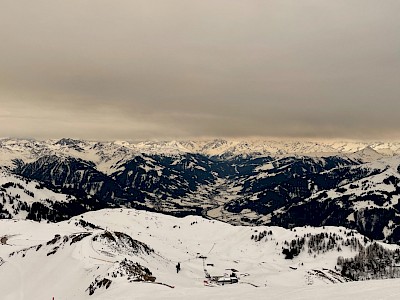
[0,208,399,299]
[0,169,78,219]
[267,158,400,242]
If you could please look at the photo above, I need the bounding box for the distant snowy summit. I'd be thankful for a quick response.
[1,137,400,164]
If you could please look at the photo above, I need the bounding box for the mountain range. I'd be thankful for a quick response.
[1,138,400,243]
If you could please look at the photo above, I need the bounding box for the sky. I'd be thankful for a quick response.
[0,0,400,141]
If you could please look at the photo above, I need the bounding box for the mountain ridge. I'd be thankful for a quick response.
[2,137,400,165]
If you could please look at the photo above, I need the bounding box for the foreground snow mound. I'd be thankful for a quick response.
[0,208,399,299]
[0,222,163,299]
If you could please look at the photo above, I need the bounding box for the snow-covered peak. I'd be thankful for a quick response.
[2,138,400,171]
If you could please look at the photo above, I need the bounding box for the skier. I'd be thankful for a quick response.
[176,262,181,273]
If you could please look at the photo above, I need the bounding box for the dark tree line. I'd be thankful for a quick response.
[280,231,365,259]
[337,242,400,281]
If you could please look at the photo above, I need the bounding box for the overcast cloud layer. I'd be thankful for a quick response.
[1,0,400,141]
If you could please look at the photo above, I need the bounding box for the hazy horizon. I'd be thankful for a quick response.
[1,1,400,141]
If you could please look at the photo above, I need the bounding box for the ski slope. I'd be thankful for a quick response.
[0,208,399,299]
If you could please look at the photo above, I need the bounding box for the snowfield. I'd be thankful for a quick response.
[0,208,399,300]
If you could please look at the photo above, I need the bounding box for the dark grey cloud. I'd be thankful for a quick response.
[0,0,400,140]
